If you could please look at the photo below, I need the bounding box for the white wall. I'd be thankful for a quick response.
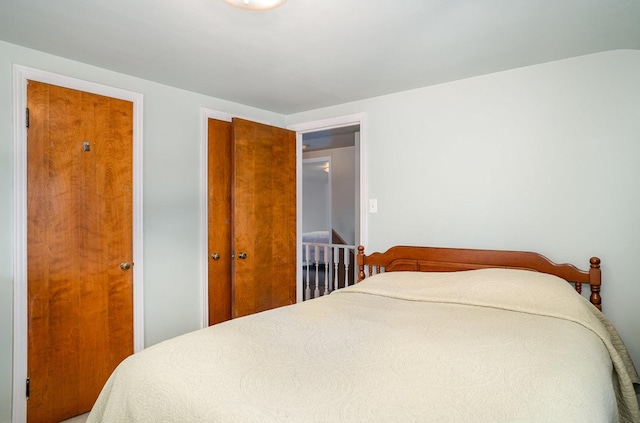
[329,146,357,245]
[302,158,331,233]
[0,40,286,422]
[288,49,640,374]
[304,147,356,244]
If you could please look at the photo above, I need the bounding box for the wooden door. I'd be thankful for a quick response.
[207,119,233,325]
[27,81,134,423]
[231,118,297,318]
[207,118,296,323]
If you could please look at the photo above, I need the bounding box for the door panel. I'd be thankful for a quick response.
[232,118,297,318]
[207,119,233,325]
[27,81,134,422]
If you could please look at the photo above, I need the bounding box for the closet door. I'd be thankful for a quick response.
[207,119,233,325]
[207,118,296,324]
[232,118,297,318]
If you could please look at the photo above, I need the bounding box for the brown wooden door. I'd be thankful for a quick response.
[207,119,233,325]
[27,81,134,423]
[207,117,296,323]
[231,118,297,318]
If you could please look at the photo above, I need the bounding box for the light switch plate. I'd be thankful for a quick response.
[369,198,378,213]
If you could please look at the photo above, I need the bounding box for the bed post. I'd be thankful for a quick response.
[357,245,366,282]
[589,257,602,311]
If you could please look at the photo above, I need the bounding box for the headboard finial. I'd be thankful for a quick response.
[588,257,602,311]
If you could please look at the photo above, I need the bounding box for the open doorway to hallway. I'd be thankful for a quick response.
[301,124,360,299]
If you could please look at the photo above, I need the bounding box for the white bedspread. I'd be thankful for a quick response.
[88,269,640,423]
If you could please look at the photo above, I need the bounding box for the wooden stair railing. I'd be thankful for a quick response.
[332,230,355,289]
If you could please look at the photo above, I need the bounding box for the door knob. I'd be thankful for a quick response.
[237,252,247,259]
[211,252,220,260]
[120,261,132,271]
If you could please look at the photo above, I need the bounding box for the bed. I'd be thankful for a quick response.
[88,245,640,423]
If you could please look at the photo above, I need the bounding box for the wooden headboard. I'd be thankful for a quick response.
[356,245,602,310]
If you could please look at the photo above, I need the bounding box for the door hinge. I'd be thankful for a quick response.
[26,107,30,128]
[26,377,30,399]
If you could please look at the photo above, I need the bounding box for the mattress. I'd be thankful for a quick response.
[88,269,640,422]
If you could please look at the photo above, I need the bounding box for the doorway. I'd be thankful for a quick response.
[12,66,144,423]
[289,113,366,300]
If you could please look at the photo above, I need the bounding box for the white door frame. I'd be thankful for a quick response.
[288,113,367,302]
[12,65,145,423]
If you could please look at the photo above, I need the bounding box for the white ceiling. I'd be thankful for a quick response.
[1,0,639,114]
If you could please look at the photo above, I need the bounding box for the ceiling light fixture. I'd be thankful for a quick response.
[223,0,287,11]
